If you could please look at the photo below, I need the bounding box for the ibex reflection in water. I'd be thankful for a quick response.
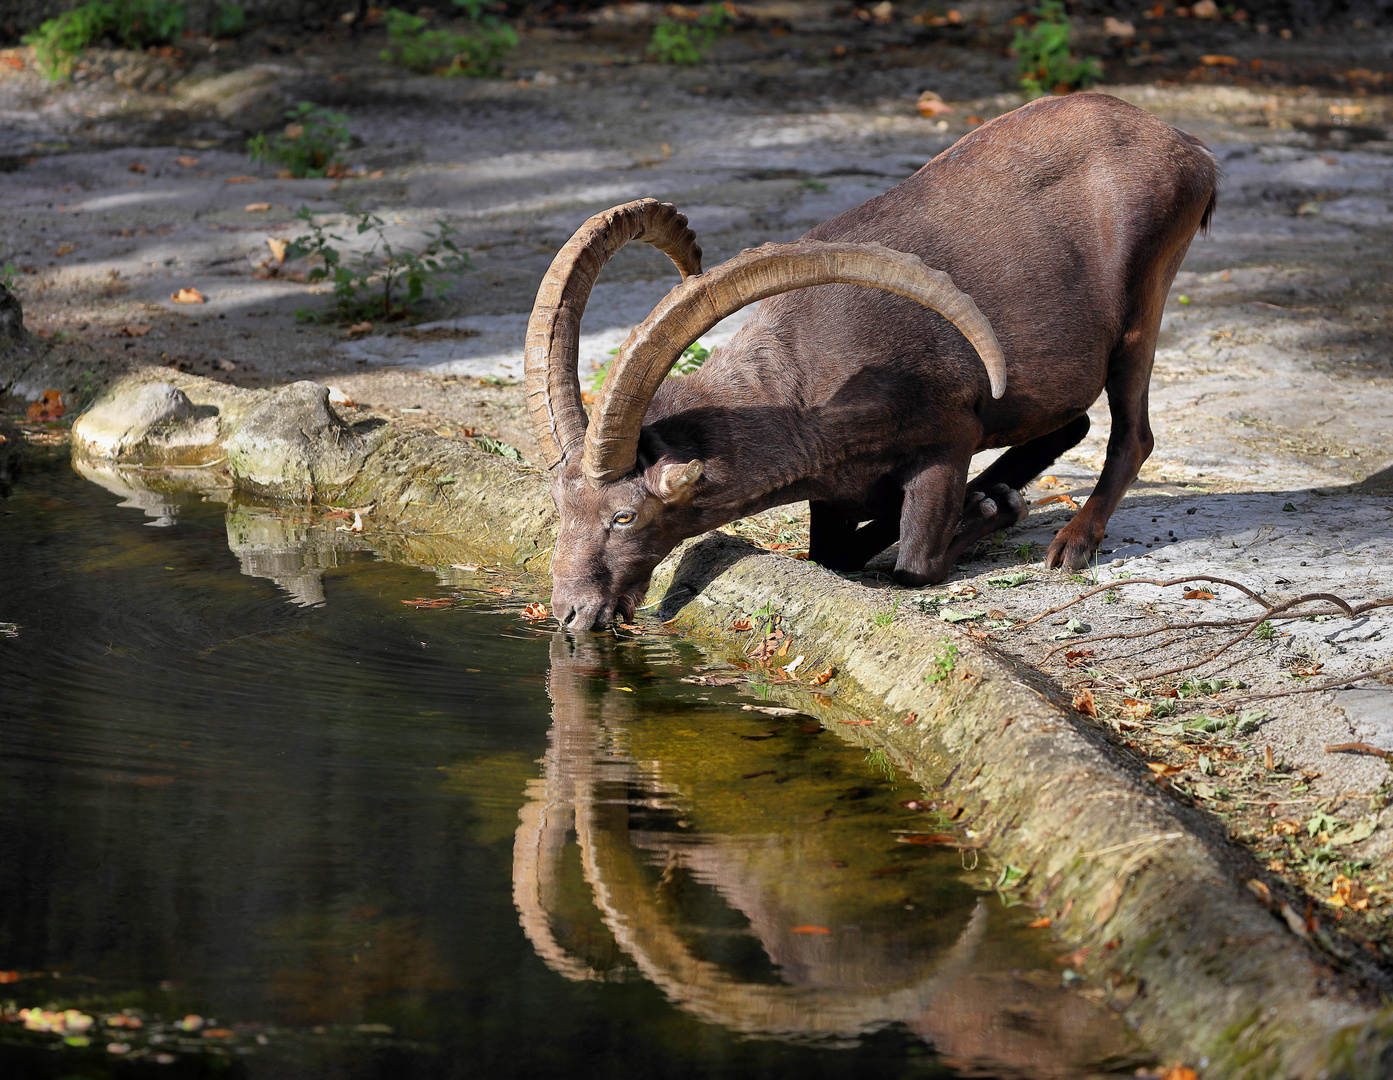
[512,634,1148,1074]
[527,93,1217,629]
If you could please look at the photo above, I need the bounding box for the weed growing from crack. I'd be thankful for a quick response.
[925,640,959,684]
[289,205,470,323]
[248,103,353,179]
[647,3,732,65]
[380,0,517,76]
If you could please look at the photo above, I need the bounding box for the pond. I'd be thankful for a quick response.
[0,455,1145,1079]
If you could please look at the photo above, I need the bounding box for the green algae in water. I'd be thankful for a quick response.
[0,457,1145,1078]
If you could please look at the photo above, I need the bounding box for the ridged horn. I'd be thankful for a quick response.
[524,200,703,468]
[582,240,1007,484]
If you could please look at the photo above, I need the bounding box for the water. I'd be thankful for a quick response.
[0,455,1144,1079]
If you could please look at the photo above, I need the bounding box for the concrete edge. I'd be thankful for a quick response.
[68,367,1393,1076]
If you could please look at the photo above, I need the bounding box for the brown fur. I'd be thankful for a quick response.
[550,93,1217,630]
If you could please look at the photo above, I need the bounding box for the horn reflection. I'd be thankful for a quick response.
[514,634,1149,1075]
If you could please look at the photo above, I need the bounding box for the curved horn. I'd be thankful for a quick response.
[524,200,703,468]
[582,241,1007,484]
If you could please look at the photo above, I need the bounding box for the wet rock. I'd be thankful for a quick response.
[0,282,41,401]
[224,381,377,500]
[72,381,221,464]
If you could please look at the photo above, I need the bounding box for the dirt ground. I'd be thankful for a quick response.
[2,0,1393,970]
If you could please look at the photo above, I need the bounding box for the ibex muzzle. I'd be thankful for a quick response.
[528,94,1216,630]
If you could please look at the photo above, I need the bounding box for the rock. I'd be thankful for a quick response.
[224,381,376,499]
[72,381,222,464]
[0,282,40,401]
[177,66,285,132]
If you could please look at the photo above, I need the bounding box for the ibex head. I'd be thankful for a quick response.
[526,199,1007,631]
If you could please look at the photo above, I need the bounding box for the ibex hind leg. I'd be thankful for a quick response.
[809,501,901,572]
[968,414,1091,495]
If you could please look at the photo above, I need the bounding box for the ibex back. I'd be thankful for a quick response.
[526,92,1217,630]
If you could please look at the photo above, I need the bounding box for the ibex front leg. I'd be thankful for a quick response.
[893,454,1025,587]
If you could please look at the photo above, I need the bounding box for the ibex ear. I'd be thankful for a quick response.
[653,460,703,504]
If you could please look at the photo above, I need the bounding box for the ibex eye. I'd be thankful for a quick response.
[612,511,635,526]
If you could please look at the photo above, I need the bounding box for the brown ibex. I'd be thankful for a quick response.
[526,93,1217,630]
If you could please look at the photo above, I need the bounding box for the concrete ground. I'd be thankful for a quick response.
[2,2,1391,957]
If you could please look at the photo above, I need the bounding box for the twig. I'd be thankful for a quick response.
[1079,832,1184,858]
[1324,742,1391,760]
[1018,575,1272,628]
[1226,664,1393,705]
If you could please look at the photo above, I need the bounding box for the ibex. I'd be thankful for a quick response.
[526,93,1216,630]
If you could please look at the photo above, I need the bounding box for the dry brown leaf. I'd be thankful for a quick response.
[1120,697,1153,719]
[1028,916,1051,928]
[1200,53,1239,65]
[1161,1069,1199,1080]
[521,603,550,621]
[244,202,271,212]
[174,155,200,167]
[489,586,514,597]
[1055,946,1090,967]
[346,321,373,338]
[1264,745,1276,770]
[838,718,874,726]
[1038,474,1060,488]
[128,163,147,173]
[402,597,453,608]
[790,925,831,935]
[1247,878,1272,904]
[266,237,289,264]
[896,833,959,846]
[1064,649,1095,668]
[225,175,260,184]
[117,324,154,337]
[1072,688,1098,718]
[1035,493,1079,509]
[54,243,75,257]
[728,617,752,632]
[171,287,205,304]
[1147,762,1182,777]
[1182,589,1215,600]
[807,664,837,687]
[25,390,64,422]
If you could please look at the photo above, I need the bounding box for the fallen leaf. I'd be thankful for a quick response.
[0,56,23,70]
[1038,474,1060,488]
[580,391,596,404]
[728,617,753,632]
[1035,493,1079,509]
[1147,762,1182,777]
[117,323,154,337]
[1291,662,1323,678]
[266,237,289,264]
[1247,879,1272,903]
[808,665,837,686]
[244,202,272,212]
[25,390,64,422]
[1064,649,1095,668]
[346,321,373,337]
[128,163,147,173]
[402,597,453,608]
[903,711,918,726]
[790,925,831,935]
[1073,688,1098,718]
[1055,946,1090,967]
[1182,589,1215,600]
[964,115,984,125]
[521,603,550,621]
[202,1029,233,1038]
[896,833,960,845]
[0,971,20,983]
[1162,1069,1199,1080]
[1028,916,1051,928]
[838,718,874,726]
[171,287,205,304]
[54,243,75,257]
[1264,745,1275,770]
[945,582,978,597]
[1200,53,1239,65]
[174,155,200,167]
[225,175,260,184]
[489,586,514,597]
[617,622,646,633]
[1120,697,1153,719]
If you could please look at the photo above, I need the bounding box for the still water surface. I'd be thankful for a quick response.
[0,459,1142,1078]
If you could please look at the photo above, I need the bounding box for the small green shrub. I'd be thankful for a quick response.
[589,340,709,391]
[24,0,185,79]
[247,103,352,179]
[925,640,959,684]
[288,205,471,323]
[380,0,517,77]
[210,2,246,37]
[647,3,732,65]
[1012,0,1102,99]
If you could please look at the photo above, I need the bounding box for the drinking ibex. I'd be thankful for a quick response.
[526,93,1216,630]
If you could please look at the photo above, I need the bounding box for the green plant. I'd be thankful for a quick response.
[287,205,471,322]
[210,2,246,37]
[474,435,522,460]
[1011,0,1102,99]
[24,0,185,79]
[647,3,732,65]
[1013,539,1039,560]
[247,103,352,179]
[1254,620,1275,640]
[380,0,517,77]
[873,598,900,627]
[865,747,894,779]
[925,640,959,684]
[0,263,19,292]
[589,340,709,391]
